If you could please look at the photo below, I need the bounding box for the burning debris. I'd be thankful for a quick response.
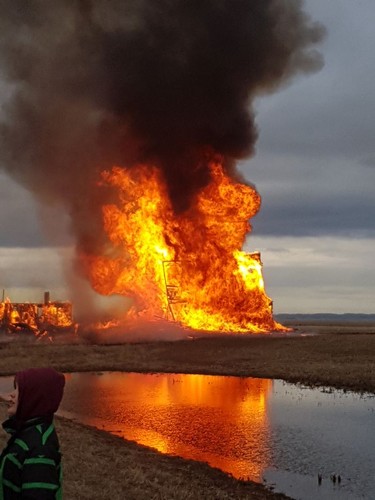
[0,291,74,337]
[0,1,325,334]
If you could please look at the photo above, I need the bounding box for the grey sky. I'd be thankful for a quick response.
[0,171,50,247]
[243,0,375,239]
[0,0,374,313]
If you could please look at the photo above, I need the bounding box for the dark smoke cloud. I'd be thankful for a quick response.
[0,0,324,256]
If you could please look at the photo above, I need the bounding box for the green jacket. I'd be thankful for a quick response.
[0,417,62,499]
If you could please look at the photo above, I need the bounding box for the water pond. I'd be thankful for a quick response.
[0,372,374,500]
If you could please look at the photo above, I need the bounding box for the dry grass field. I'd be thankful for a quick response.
[1,323,375,392]
[0,323,374,499]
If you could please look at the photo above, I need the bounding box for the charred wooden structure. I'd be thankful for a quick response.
[0,291,73,335]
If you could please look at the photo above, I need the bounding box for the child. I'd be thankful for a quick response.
[0,367,65,499]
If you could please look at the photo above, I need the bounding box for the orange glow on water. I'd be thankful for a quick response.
[60,372,273,481]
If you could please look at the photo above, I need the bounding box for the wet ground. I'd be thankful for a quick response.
[1,370,374,499]
[9,372,373,499]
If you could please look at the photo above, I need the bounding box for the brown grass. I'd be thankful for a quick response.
[1,324,374,499]
[1,325,375,393]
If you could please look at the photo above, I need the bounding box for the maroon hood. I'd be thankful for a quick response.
[15,368,65,423]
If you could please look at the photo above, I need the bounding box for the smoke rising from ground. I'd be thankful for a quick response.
[0,0,324,273]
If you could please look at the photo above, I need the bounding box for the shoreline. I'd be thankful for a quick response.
[1,325,374,498]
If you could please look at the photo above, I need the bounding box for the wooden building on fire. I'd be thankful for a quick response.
[0,291,74,335]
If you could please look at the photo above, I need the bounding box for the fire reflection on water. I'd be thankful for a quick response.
[60,372,273,481]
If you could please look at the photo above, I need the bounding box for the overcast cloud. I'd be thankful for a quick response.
[243,0,375,239]
[0,0,374,313]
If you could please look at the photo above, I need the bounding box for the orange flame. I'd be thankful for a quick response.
[82,160,283,333]
[39,303,74,329]
[0,298,74,336]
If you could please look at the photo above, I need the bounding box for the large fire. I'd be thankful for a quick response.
[0,0,324,336]
[82,159,283,333]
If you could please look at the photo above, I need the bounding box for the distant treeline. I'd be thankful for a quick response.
[275,313,375,324]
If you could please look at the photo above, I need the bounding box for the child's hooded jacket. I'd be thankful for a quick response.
[0,368,65,499]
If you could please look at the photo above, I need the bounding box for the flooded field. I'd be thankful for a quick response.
[1,372,374,499]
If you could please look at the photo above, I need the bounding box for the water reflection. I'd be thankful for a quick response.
[1,373,374,500]
[61,373,272,481]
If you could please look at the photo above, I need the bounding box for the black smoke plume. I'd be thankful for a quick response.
[0,0,324,256]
